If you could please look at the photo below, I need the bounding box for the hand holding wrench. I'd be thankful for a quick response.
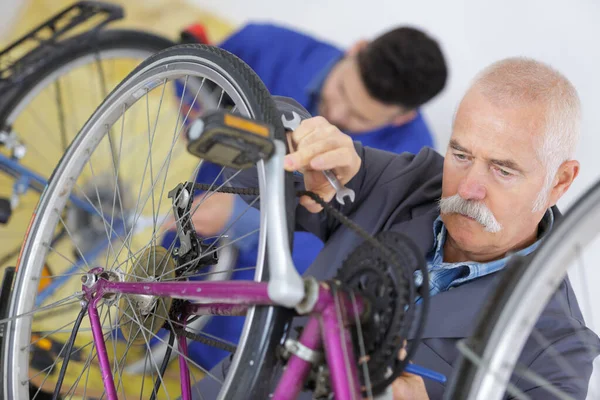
[281,112,355,205]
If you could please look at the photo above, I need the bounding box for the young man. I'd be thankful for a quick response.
[195,21,449,272]
[219,22,447,149]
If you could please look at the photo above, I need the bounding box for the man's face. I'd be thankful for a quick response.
[319,57,405,133]
[441,87,550,260]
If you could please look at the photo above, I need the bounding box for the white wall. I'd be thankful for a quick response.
[190,0,600,210]
[191,0,600,394]
[0,0,25,41]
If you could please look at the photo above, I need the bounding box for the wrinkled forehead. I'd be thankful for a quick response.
[450,88,548,171]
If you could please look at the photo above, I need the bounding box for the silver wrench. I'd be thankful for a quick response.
[281,112,355,205]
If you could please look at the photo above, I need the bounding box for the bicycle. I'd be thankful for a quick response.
[3,36,598,400]
[0,38,444,399]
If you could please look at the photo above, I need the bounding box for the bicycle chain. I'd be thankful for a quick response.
[173,183,414,349]
[192,183,402,266]
[163,181,426,398]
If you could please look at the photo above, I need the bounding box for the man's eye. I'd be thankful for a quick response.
[454,153,467,161]
[494,166,513,178]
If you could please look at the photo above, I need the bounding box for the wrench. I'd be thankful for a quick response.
[281,112,356,205]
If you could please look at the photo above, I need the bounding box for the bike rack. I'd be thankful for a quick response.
[0,1,124,83]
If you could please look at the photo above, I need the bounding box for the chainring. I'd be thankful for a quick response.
[336,230,424,395]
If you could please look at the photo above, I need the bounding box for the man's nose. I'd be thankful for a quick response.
[457,170,487,201]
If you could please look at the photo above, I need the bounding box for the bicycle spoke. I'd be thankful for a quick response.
[350,290,373,399]
[333,286,356,397]
[71,180,129,247]
[20,106,65,168]
[120,297,172,399]
[27,319,79,349]
[151,76,189,250]
[86,157,125,265]
[575,244,596,330]
[200,192,260,258]
[106,106,131,270]
[456,340,530,400]
[25,303,111,388]
[57,213,94,273]
[124,76,197,241]
[512,364,575,400]
[0,295,81,325]
[65,343,97,399]
[155,229,259,281]
[529,329,579,377]
[146,78,172,251]
[55,304,113,399]
[111,300,224,385]
[125,167,242,275]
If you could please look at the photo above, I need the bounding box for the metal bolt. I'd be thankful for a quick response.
[81,274,97,288]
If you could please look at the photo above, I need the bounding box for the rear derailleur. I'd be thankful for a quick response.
[168,182,218,276]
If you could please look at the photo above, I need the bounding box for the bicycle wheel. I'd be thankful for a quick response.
[0,29,174,268]
[447,184,600,400]
[2,43,295,399]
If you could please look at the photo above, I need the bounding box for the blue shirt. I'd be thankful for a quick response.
[219,23,437,273]
[415,209,555,299]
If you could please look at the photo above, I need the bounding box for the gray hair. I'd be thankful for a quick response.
[471,57,581,212]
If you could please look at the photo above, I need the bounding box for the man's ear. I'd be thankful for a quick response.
[347,39,369,57]
[547,160,580,207]
[391,110,418,126]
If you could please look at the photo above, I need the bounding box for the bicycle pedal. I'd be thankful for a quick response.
[0,197,12,224]
[186,110,275,170]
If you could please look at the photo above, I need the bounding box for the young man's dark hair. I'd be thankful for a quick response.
[357,26,448,109]
[319,25,447,133]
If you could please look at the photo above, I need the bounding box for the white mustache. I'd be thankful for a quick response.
[439,194,502,233]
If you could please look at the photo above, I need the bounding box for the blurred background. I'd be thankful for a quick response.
[2,0,599,208]
[0,0,598,397]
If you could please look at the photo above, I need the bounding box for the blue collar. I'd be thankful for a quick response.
[415,209,555,297]
[430,209,554,263]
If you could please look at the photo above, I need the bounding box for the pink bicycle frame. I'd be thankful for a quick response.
[84,274,366,400]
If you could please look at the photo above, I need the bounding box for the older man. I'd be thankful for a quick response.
[191,57,599,399]
[260,56,598,399]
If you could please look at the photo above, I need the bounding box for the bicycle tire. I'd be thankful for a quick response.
[4,43,295,400]
[446,183,600,400]
[0,29,175,124]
